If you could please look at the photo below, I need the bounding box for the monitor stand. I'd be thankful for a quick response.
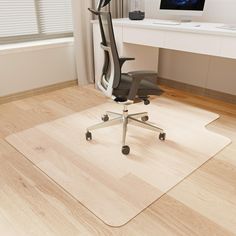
[152,19,201,28]
[178,16,202,28]
[179,16,193,23]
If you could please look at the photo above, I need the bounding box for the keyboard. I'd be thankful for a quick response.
[152,20,180,26]
[217,25,236,31]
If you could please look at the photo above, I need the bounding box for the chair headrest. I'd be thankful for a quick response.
[97,0,112,11]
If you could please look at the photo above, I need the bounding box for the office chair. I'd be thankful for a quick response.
[87,6,166,155]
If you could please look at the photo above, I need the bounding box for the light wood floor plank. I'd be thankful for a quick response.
[0,85,235,235]
[5,97,231,226]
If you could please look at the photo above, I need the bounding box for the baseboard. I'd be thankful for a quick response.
[158,77,236,105]
[1,78,235,105]
[0,80,78,104]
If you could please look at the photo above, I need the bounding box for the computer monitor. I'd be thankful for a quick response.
[160,0,206,20]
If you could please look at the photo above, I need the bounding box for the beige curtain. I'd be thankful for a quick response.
[71,0,95,85]
[110,0,124,18]
[97,0,125,18]
[72,0,124,86]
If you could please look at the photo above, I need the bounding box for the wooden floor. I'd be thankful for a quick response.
[0,85,235,236]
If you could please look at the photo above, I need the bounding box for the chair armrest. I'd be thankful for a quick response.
[119,57,135,68]
[88,8,99,15]
[128,71,158,80]
[127,71,158,100]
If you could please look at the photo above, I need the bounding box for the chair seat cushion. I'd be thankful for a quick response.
[113,73,164,98]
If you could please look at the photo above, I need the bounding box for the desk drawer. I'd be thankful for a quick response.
[220,37,236,59]
[164,31,221,56]
[123,27,165,48]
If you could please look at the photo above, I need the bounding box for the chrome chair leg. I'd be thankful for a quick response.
[128,117,164,133]
[106,111,122,117]
[87,117,122,132]
[122,117,128,147]
[86,105,166,155]
[121,117,130,155]
[128,112,148,119]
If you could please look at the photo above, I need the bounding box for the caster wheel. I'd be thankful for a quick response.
[159,133,166,141]
[144,99,150,105]
[122,145,130,155]
[102,114,109,122]
[141,116,149,122]
[86,131,92,141]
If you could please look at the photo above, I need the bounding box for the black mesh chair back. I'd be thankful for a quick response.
[96,11,122,97]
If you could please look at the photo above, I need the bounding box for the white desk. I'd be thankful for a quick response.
[92,19,236,95]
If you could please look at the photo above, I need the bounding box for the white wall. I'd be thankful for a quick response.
[0,42,77,97]
[145,0,236,23]
[144,0,236,95]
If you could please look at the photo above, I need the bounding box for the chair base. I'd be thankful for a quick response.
[86,105,166,155]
